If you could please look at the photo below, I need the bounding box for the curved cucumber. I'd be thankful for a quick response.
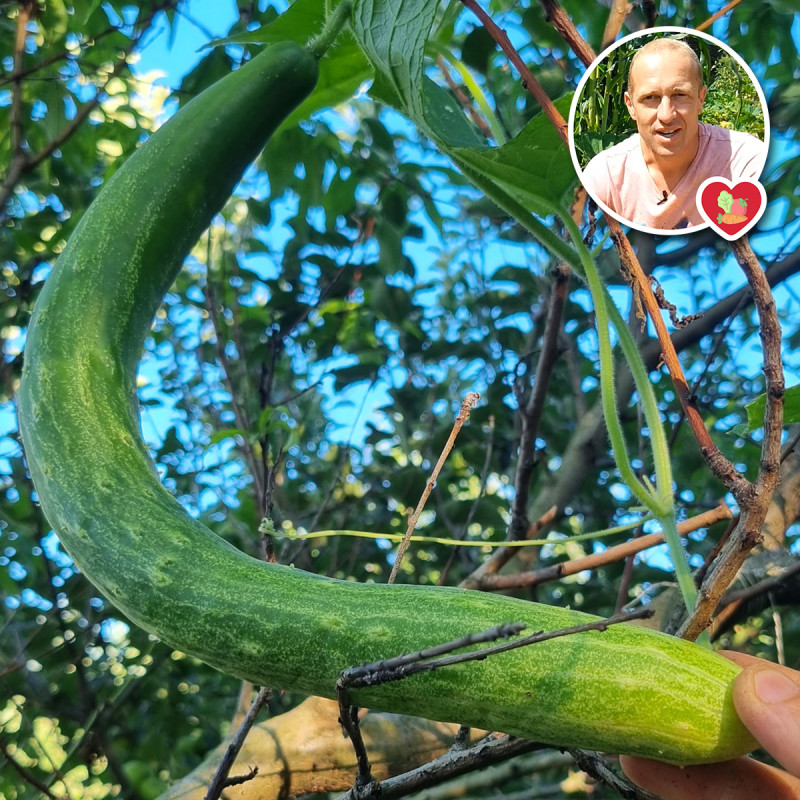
[18,40,756,765]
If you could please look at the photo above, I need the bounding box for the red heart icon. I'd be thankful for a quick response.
[696,178,766,241]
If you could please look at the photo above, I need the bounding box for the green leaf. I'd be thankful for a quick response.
[460,26,497,74]
[208,428,249,445]
[744,384,800,431]
[421,77,487,148]
[450,95,577,214]
[208,0,328,46]
[352,0,437,125]
[352,0,579,266]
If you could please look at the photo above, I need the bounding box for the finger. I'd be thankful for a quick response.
[732,662,800,777]
[619,755,800,800]
[719,650,769,669]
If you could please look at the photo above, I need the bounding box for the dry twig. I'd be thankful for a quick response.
[388,393,480,583]
[204,688,271,800]
[696,0,747,31]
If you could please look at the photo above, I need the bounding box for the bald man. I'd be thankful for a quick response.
[580,38,766,230]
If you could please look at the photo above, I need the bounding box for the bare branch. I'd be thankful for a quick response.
[509,265,570,542]
[696,0,747,31]
[388,393,480,583]
[0,736,63,800]
[601,0,631,50]
[538,0,597,68]
[474,505,733,592]
[1,4,174,217]
[204,688,271,800]
[680,239,785,640]
[335,735,546,800]
[459,505,558,590]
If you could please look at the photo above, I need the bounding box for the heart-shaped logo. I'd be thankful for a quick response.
[696,178,766,241]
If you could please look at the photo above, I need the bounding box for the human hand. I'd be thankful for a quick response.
[620,652,800,799]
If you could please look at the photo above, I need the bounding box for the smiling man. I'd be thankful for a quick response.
[580,37,767,231]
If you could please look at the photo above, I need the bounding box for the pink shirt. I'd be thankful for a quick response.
[580,123,767,230]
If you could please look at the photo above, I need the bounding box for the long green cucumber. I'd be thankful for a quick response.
[18,38,756,766]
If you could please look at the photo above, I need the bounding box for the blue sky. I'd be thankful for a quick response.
[133,1,266,84]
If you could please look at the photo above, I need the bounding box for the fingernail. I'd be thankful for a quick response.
[753,668,800,704]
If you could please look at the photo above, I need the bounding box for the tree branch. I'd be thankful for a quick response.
[508,265,570,543]
[159,697,488,800]
[473,505,733,592]
[459,0,568,136]
[204,688,271,800]
[679,239,785,640]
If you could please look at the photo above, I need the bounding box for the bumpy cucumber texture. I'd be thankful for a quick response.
[18,40,756,765]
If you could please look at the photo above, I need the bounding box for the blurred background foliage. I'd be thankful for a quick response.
[1,0,800,798]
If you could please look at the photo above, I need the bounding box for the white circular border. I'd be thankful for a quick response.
[567,26,770,237]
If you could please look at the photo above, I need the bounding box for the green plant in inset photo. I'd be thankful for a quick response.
[572,41,637,168]
[701,53,765,140]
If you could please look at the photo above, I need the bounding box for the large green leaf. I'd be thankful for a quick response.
[352,0,438,125]
[450,95,577,215]
[351,0,580,264]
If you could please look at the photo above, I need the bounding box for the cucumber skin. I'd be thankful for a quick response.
[18,41,755,766]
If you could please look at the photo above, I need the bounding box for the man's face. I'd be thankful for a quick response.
[624,50,707,164]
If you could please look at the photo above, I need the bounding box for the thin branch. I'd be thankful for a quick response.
[601,0,630,51]
[438,414,496,586]
[568,750,661,800]
[412,750,576,800]
[695,0,746,31]
[615,525,643,613]
[204,687,271,800]
[680,239,784,641]
[509,264,570,542]
[341,623,526,689]
[0,736,63,800]
[203,245,265,505]
[720,559,800,610]
[0,3,177,89]
[668,292,747,448]
[335,612,652,800]
[538,0,597,69]
[335,734,546,800]
[388,393,480,584]
[459,505,558,590]
[344,611,651,691]
[336,624,525,794]
[10,3,30,160]
[458,0,568,137]
[663,248,800,360]
[610,224,756,504]
[475,505,732,592]
[1,3,173,217]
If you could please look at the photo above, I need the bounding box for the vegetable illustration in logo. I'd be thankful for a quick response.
[717,190,749,225]
[696,178,766,241]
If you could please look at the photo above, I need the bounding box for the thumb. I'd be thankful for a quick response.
[733,662,800,776]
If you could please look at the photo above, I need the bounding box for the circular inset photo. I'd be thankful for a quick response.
[568,27,769,235]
